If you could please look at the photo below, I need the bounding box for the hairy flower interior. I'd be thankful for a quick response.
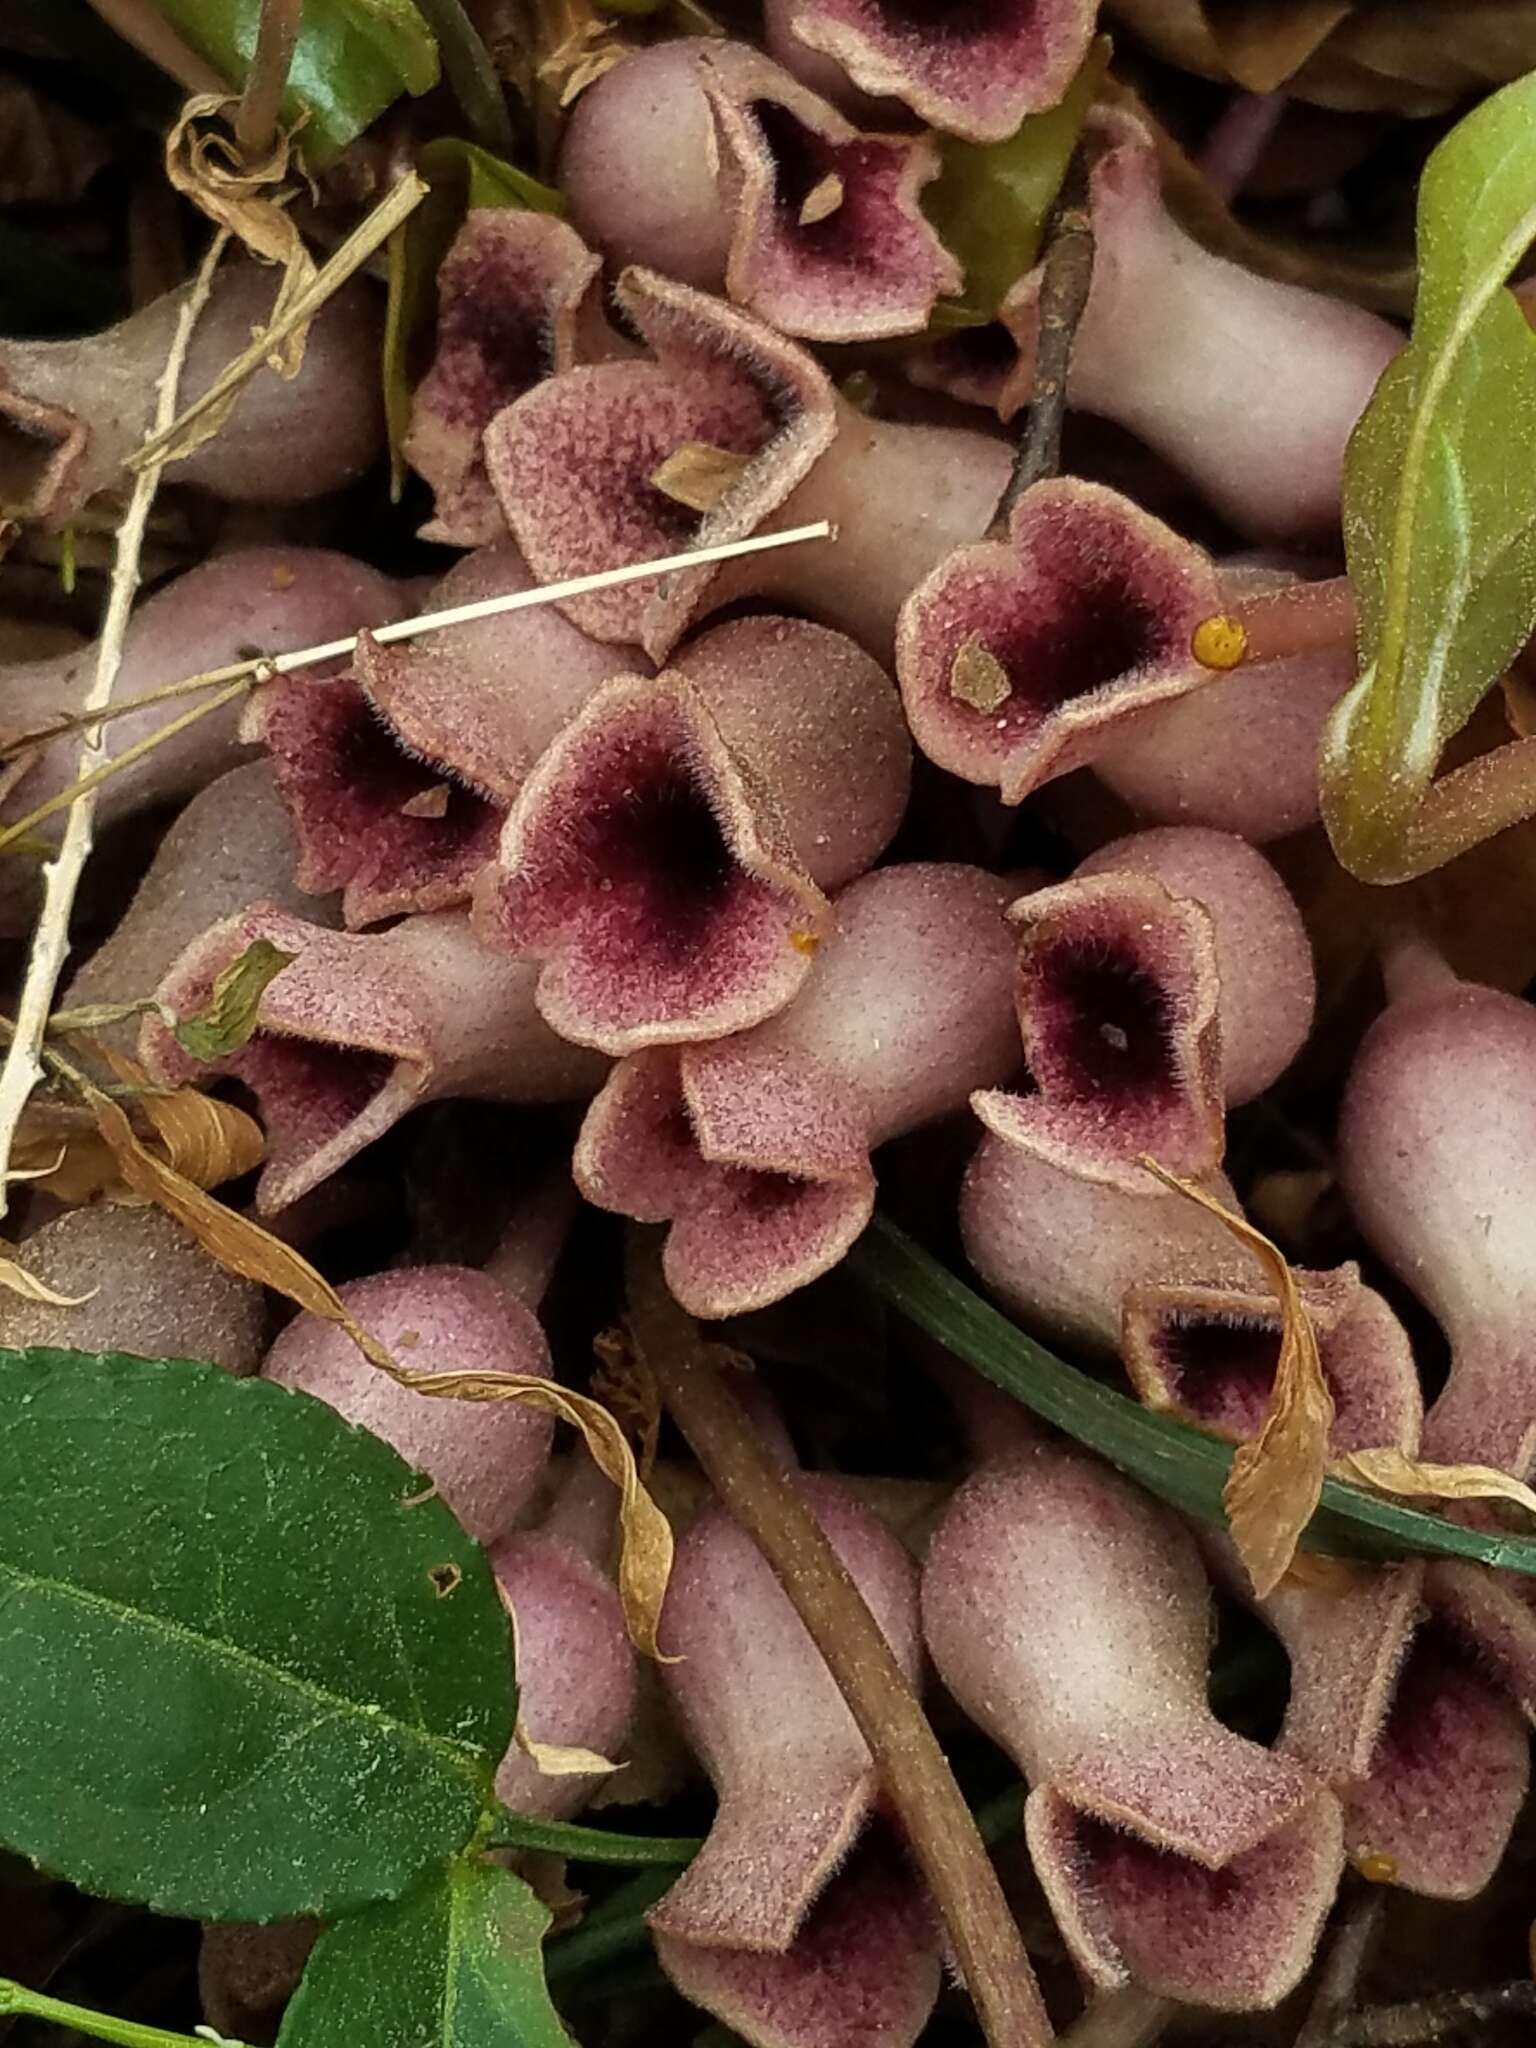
[1027,930,1180,1119]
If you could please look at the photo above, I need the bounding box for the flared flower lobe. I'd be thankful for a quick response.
[144,905,605,1212]
[576,863,1017,1315]
[895,479,1221,804]
[483,270,836,658]
[474,672,829,1054]
[649,1474,920,1952]
[404,210,603,545]
[254,542,632,927]
[763,0,1098,142]
[924,1443,1342,2009]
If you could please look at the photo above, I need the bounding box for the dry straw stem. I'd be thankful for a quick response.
[626,1232,1055,2048]
[0,228,232,1221]
[130,170,430,470]
[1138,1157,1335,1597]
[0,523,836,854]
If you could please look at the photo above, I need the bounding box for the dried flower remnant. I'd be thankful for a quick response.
[998,107,1401,541]
[761,0,1098,142]
[924,1442,1343,2009]
[576,864,1018,1316]
[895,479,1222,804]
[559,40,960,341]
[403,210,604,546]
[254,543,636,928]
[143,905,607,1212]
[0,261,383,529]
[484,269,837,659]
[0,548,407,938]
[474,614,910,1054]
[974,829,1314,1190]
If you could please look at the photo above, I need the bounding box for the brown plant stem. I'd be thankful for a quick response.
[235,0,304,163]
[1334,1982,1536,2046]
[1059,1990,1178,2048]
[1294,1888,1385,2048]
[992,148,1095,536]
[625,1232,1054,2048]
[83,0,228,97]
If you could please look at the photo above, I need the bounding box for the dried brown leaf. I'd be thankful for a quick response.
[77,1084,674,1653]
[593,1325,661,1480]
[534,0,628,108]
[649,441,752,516]
[165,94,317,375]
[1140,1155,1335,1596]
[0,1248,93,1308]
[949,636,1013,714]
[1330,1447,1536,1521]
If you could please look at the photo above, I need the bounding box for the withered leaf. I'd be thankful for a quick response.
[949,635,1013,714]
[12,1053,263,1206]
[172,938,296,1061]
[1140,1156,1335,1596]
[75,1090,674,1656]
[1331,1447,1536,1522]
[0,1250,93,1309]
[649,441,752,515]
[398,783,451,820]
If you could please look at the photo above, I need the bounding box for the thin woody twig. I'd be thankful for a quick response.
[234,0,304,163]
[992,146,1095,536]
[626,1233,1054,2048]
[0,232,231,1216]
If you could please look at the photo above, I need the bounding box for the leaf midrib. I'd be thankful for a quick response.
[0,1552,489,1783]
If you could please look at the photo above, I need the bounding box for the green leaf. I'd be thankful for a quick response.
[172,939,296,1061]
[383,137,564,492]
[1323,69,1536,881]
[850,1218,1536,1577]
[155,0,440,163]
[489,1808,700,1864]
[921,39,1106,330]
[278,1859,570,2048]
[0,1347,515,1920]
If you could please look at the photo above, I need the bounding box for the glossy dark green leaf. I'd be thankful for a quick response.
[279,1859,569,2048]
[1322,69,1536,880]
[156,0,440,163]
[922,40,1106,329]
[851,1219,1536,1576]
[0,1348,514,1920]
[382,137,564,489]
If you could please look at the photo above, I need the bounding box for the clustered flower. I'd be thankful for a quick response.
[8,12,1532,2043]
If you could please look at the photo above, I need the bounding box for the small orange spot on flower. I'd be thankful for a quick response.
[270,561,296,590]
[1352,1849,1399,1884]
[789,928,821,956]
[1191,614,1247,671]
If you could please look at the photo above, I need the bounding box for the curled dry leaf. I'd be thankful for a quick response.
[165,95,318,396]
[0,1250,93,1309]
[11,1053,263,1206]
[1330,1447,1536,1522]
[1139,1155,1335,1596]
[63,1088,674,1655]
[593,1326,662,1480]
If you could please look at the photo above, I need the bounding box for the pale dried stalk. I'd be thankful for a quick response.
[0,522,836,851]
[0,231,231,1219]
[130,172,428,469]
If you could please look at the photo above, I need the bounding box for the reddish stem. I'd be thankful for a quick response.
[1194,574,1356,671]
